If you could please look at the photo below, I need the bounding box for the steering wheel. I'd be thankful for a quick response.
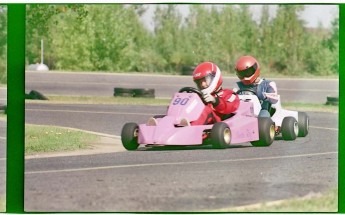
[236,88,257,96]
[178,87,207,105]
[179,87,203,96]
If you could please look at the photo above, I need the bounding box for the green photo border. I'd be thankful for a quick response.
[338,3,344,213]
[7,4,25,213]
[5,3,344,213]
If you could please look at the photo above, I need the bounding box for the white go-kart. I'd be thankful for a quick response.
[237,89,309,141]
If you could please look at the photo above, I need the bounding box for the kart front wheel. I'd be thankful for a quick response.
[281,117,298,141]
[211,122,231,149]
[298,112,309,137]
[250,117,275,147]
[121,123,139,150]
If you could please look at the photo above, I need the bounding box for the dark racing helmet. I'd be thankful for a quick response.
[235,55,260,85]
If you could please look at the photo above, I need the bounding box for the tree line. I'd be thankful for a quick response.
[0,4,339,84]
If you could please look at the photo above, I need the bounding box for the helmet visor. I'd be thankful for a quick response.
[194,74,214,90]
[236,63,258,79]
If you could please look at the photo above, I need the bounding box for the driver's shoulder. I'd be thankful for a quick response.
[217,89,236,98]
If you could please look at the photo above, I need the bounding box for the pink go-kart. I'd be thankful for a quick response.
[121,87,275,150]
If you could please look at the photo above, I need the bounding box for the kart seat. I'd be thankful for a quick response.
[269,107,276,116]
[221,113,235,120]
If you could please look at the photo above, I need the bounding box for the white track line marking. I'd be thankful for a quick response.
[25,151,337,175]
[309,126,338,131]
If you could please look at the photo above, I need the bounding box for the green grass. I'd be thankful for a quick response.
[0,113,6,119]
[25,124,99,155]
[282,102,338,113]
[0,195,5,212]
[214,188,338,212]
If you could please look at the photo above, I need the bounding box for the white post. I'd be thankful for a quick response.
[41,39,44,64]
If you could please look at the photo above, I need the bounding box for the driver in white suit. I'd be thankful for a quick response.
[234,55,279,117]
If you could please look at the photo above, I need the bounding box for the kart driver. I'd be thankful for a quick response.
[234,55,279,117]
[191,61,240,125]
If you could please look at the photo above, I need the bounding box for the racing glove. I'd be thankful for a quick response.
[202,93,216,104]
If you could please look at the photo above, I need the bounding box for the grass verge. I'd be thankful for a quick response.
[214,188,338,212]
[27,95,339,113]
[25,124,99,156]
[0,195,5,212]
[0,113,6,119]
[282,102,338,113]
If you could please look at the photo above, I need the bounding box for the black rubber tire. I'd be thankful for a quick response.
[121,123,139,150]
[27,90,48,100]
[326,96,338,102]
[181,65,195,76]
[0,105,6,114]
[113,92,135,97]
[114,87,133,93]
[298,112,309,137]
[114,88,134,97]
[250,117,275,147]
[210,122,231,149]
[281,117,298,141]
[326,96,338,105]
[133,88,155,98]
[133,88,154,94]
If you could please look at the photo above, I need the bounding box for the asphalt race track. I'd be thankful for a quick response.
[0,120,6,201]
[23,71,339,212]
[0,86,6,207]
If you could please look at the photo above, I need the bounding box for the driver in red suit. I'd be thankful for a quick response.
[190,62,240,126]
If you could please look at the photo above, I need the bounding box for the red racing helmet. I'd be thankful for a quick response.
[235,55,260,85]
[192,62,223,94]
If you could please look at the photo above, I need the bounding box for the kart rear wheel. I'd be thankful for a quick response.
[121,123,139,150]
[250,117,275,147]
[281,117,298,141]
[298,112,309,137]
[211,122,231,149]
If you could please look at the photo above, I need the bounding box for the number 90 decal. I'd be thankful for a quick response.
[173,97,189,105]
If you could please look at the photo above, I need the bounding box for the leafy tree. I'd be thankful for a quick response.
[22,4,338,77]
[153,5,183,72]
[26,4,87,36]
[184,5,222,66]
[26,4,88,67]
[303,17,338,75]
[324,17,339,74]
[28,4,152,72]
[258,5,273,73]
[0,6,7,83]
[270,5,306,75]
[210,5,240,72]
[236,5,259,55]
